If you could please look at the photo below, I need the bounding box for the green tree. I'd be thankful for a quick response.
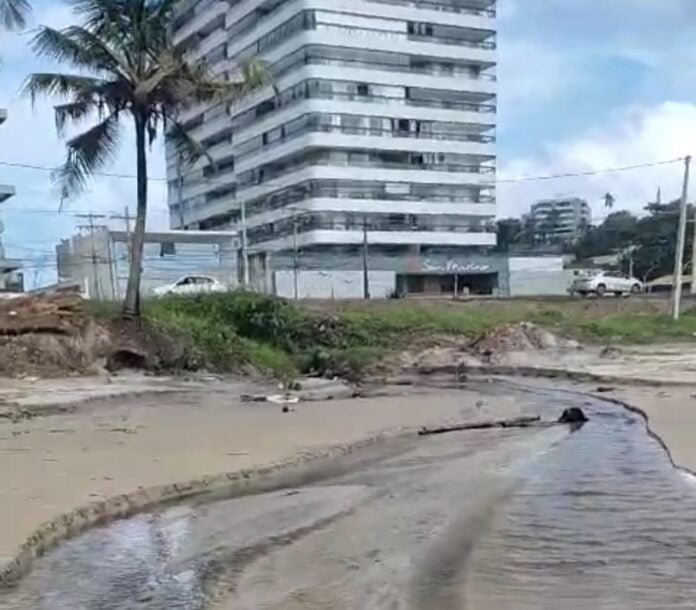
[25,0,265,316]
[575,210,638,260]
[1,0,29,29]
[494,217,522,252]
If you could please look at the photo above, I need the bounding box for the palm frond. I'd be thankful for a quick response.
[215,58,270,105]
[161,57,270,114]
[22,73,104,106]
[31,25,126,75]
[164,118,211,170]
[57,111,121,198]
[54,100,97,136]
[0,0,30,30]
[70,0,128,29]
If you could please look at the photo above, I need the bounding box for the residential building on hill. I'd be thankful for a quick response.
[530,197,591,243]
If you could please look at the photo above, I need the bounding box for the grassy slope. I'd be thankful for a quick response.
[92,293,696,378]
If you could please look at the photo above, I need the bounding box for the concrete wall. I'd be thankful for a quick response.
[275,270,396,299]
[57,229,239,300]
[507,257,573,296]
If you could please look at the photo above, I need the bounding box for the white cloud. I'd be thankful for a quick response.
[497,40,573,125]
[498,102,696,221]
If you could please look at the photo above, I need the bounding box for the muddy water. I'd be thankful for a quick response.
[2,384,696,609]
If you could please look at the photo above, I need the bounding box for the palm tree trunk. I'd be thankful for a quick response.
[122,112,148,317]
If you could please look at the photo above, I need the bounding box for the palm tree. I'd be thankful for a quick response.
[24,0,265,316]
[1,0,29,30]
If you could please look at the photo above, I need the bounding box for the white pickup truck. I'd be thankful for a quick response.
[570,270,643,297]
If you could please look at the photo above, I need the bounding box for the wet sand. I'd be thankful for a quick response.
[585,384,696,474]
[4,341,696,588]
[0,377,522,570]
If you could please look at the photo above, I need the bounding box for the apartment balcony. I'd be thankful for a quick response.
[239,164,493,202]
[290,64,496,98]
[244,197,496,230]
[235,98,495,144]
[227,0,494,61]
[173,0,227,47]
[235,126,496,173]
[340,0,495,31]
[254,227,497,252]
[363,0,495,18]
[188,26,227,62]
[176,191,239,226]
[259,29,496,70]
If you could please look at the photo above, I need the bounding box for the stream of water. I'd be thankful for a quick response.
[2,384,695,609]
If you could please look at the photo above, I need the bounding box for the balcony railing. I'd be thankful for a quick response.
[237,121,496,161]
[274,53,497,81]
[239,155,495,187]
[243,179,495,217]
[315,22,497,50]
[365,0,496,17]
[233,85,496,135]
[248,217,492,245]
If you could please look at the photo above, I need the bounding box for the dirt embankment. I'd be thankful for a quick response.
[0,294,192,377]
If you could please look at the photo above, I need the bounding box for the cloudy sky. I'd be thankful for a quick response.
[1,0,696,284]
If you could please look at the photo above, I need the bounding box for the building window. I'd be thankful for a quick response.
[357,83,369,96]
[160,242,176,257]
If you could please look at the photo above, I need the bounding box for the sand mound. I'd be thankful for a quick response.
[470,322,580,364]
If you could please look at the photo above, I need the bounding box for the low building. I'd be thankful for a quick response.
[530,197,591,243]
[56,228,239,300]
[270,252,570,298]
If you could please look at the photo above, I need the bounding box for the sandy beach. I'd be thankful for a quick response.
[0,375,523,570]
[3,341,696,587]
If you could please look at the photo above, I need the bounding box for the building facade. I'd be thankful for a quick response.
[0,108,23,292]
[530,197,591,243]
[167,0,498,295]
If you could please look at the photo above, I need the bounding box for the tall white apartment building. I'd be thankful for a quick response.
[168,0,498,296]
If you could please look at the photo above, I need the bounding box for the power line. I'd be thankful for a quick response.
[0,156,686,188]
[0,160,168,182]
[497,158,684,184]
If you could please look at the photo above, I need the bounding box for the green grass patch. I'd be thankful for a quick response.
[571,313,696,343]
[98,291,696,379]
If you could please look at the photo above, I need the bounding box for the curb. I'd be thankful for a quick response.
[0,430,411,587]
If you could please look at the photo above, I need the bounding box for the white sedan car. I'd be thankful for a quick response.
[571,271,643,297]
[153,275,227,297]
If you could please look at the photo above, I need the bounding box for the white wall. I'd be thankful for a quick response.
[275,269,396,298]
[507,257,573,296]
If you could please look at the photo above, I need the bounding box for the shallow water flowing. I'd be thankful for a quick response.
[2,383,696,609]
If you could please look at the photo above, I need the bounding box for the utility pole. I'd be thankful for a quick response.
[76,213,107,301]
[362,214,370,300]
[110,206,133,261]
[690,176,696,296]
[176,153,186,229]
[292,212,299,300]
[240,199,249,286]
[672,155,691,321]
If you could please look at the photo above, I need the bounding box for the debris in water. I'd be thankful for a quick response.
[558,407,588,423]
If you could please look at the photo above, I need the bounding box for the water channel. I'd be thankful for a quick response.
[2,382,695,609]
